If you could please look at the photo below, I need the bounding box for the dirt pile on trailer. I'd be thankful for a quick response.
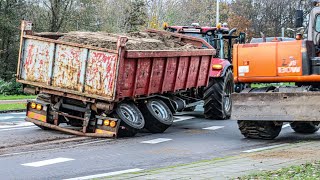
[58,31,200,50]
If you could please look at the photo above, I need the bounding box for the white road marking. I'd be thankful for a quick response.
[5,112,26,115]
[282,124,290,129]
[0,126,37,132]
[0,116,15,120]
[242,144,288,153]
[0,116,26,120]
[202,126,224,130]
[0,122,34,129]
[0,139,111,157]
[141,138,172,144]
[64,168,144,180]
[173,116,195,122]
[21,157,74,167]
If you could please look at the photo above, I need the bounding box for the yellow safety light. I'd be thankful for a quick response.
[31,102,36,109]
[216,23,222,29]
[104,120,110,126]
[163,22,169,30]
[36,104,42,111]
[212,64,223,70]
[110,121,117,128]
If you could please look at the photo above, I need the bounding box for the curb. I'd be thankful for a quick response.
[0,109,26,114]
[0,99,30,105]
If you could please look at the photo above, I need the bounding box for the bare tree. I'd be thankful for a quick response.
[43,0,74,32]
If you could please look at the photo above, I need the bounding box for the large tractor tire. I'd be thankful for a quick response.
[238,121,283,140]
[140,99,173,133]
[290,122,320,134]
[203,69,234,120]
[114,102,145,137]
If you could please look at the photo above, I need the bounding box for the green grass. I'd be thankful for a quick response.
[0,95,36,100]
[238,162,320,180]
[0,103,26,111]
[250,83,295,88]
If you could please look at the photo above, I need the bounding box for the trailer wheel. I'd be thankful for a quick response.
[238,121,282,140]
[204,69,234,120]
[140,99,173,133]
[290,122,320,134]
[114,102,145,137]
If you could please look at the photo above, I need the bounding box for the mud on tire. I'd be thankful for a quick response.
[290,122,320,134]
[114,102,145,137]
[238,121,283,140]
[140,99,173,133]
[204,69,234,120]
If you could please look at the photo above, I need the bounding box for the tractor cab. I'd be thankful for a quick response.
[165,23,245,63]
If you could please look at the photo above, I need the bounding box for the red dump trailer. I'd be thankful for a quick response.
[17,21,225,137]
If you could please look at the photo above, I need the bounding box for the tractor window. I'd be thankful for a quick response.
[182,33,215,48]
[316,15,320,32]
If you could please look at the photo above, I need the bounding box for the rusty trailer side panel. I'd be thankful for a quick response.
[18,36,119,101]
[20,39,55,84]
[17,33,215,102]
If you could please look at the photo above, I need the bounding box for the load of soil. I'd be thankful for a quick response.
[58,31,200,50]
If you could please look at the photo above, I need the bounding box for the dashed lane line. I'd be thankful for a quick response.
[3,112,26,115]
[0,139,111,157]
[64,168,144,180]
[202,126,224,130]
[173,116,195,122]
[0,126,37,132]
[0,122,34,129]
[242,143,289,153]
[21,157,74,167]
[0,115,26,120]
[141,138,172,144]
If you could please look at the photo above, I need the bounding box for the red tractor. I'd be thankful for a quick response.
[165,23,245,119]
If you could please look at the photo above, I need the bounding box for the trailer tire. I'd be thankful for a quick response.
[204,69,234,120]
[140,99,173,133]
[34,94,52,130]
[290,122,320,134]
[238,121,282,140]
[114,102,145,137]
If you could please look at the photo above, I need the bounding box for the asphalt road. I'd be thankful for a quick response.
[0,110,319,179]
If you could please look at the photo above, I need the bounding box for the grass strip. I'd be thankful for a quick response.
[0,95,36,100]
[238,161,320,180]
[0,103,26,111]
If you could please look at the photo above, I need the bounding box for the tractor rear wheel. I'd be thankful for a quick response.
[140,99,173,133]
[203,69,234,120]
[290,122,320,134]
[238,121,283,140]
[114,102,145,137]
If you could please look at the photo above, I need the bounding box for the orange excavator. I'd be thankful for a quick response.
[232,1,320,139]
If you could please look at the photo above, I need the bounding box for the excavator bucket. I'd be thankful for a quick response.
[231,92,320,122]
